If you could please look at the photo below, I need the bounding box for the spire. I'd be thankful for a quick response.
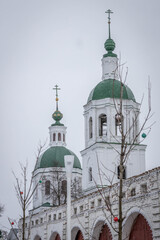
[52,85,63,126]
[105,9,113,39]
[104,9,117,57]
[53,84,60,111]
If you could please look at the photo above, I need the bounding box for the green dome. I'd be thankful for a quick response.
[52,110,63,126]
[104,38,117,57]
[34,146,81,170]
[87,79,136,103]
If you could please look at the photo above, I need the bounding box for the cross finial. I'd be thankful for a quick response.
[105,9,113,39]
[53,85,61,111]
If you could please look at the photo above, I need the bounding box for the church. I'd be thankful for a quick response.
[19,11,160,240]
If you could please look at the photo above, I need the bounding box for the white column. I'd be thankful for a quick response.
[64,155,74,240]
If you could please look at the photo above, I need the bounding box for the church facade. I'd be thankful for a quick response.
[19,12,160,240]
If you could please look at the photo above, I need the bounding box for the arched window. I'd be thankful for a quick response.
[58,133,61,141]
[53,133,56,141]
[132,117,135,139]
[89,167,92,181]
[99,114,107,136]
[89,117,93,139]
[115,113,123,136]
[61,180,67,193]
[45,180,50,195]
[63,134,65,142]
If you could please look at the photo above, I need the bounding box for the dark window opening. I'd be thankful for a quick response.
[89,117,93,139]
[63,134,65,142]
[53,133,56,141]
[45,180,50,195]
[58,133,61,141]
[89,167,92,181]
[99,114,107,136]
[115,113,123,136]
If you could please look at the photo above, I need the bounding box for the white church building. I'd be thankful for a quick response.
[19,11,160,240]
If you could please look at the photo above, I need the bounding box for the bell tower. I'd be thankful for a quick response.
[81,10,146,192]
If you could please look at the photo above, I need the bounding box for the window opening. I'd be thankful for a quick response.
[63,134,65,142]
[89,167,92,181]
[115,113,123,136]
[58,133,61,141]
[99,114,107,136]
[141,184,147,194]
[89,117,93,138]
[53,133,56,141]
[45,180,50,195]
[131,188,136,196]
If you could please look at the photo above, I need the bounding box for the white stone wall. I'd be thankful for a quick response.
[20,167,160,240]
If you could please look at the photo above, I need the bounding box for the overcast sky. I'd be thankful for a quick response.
[0,0,160,231]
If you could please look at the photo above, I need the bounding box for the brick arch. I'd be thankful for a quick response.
[129,214,153,240]
[99,224,112,240]
[71,226,84,240]
[91,219,112,240]
[49,232,61,240]
[75,230,84,240]
[34,235,41,240]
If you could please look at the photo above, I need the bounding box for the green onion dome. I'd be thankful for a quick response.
[52,110,63,126]
[34,146,81,170]
[104,38,116,57]
[87,79,136,103]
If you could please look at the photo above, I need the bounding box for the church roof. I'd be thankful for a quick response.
[34,146,81,170]
[87,79,136,103]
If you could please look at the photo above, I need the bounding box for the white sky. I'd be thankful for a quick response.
[0,0,160,231]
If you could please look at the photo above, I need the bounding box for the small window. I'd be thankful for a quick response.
[61,180,67,194]
[89,117,93,139]
[90,201,94,209]
[25,223,27,228]
[115,113,123,136]
[99,114,107,136]
[40,218,43,224]
[131,188,136,196]
[48,215,51,221]
[63,134,65,142]
[53,214,56,220]
[58,213,61,219]
[117,165,126,179]
[105,196,110,206]
[74,208,77,215]
[35,219,39,225]
[122,192,125,198]
[80,205,83,212]
[89,167,92,182]
[45,180,50,195]
[141,184,147,194]
[98,198,102,207]
[53,133,56,141]
[58,133,61,141]
[32,221,34,226]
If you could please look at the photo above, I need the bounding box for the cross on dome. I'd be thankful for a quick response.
[105,9,113,39]
[53,84,61,111]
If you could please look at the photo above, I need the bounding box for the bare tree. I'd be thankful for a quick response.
[0,204,4,218]
[45,169,82,206]
[11,143,46,240]
[94,64,153,240]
